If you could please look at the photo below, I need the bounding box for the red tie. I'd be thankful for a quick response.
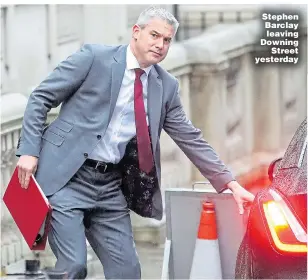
[134,68,154,174]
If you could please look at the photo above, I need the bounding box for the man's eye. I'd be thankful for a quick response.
[152,33,157,38]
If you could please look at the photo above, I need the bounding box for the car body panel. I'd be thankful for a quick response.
[235,119,307,279]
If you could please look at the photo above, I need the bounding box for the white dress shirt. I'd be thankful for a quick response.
[89,45,152,163]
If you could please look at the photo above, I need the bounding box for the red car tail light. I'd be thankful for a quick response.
[263,189,307,254]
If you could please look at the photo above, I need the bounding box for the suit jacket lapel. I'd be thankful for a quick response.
[108,45,127,123]
[109,46,162,153]
[148,66,163,153]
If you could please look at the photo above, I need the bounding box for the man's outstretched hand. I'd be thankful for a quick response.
[227,181,255,215]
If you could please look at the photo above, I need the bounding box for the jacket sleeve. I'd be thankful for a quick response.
[16,44,94,158]
[163,80,235,193]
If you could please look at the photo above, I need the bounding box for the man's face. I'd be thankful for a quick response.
[132,18,175,67]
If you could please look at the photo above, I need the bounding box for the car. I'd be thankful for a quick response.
[235,118,307,279]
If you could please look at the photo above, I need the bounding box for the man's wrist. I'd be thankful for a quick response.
[226,180,240,192]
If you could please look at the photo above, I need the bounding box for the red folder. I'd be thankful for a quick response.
[3,167,52,250]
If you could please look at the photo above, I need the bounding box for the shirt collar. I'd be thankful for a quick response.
[126,45,152,76]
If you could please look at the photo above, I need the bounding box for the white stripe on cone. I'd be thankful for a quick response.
[190,238,222,279]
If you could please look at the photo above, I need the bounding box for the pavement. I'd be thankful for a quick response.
[4,241,165,279]
[88,242,165,279]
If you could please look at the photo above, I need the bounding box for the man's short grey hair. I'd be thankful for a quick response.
[136,6,179,35]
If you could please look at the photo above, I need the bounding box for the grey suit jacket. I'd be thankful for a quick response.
[16,44,234,220]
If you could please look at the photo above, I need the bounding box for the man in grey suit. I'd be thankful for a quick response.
[16,6,255,279]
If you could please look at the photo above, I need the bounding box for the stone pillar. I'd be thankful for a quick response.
[178,72,193,184]
[252,62,282,153]
[1,162,11,222]
[241,52,254,157]
[46,4,58,70]
[1,93,28,224]
[6,5,19,92]
[189,63,229,182]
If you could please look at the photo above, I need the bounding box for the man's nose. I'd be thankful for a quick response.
[155,38,164,49]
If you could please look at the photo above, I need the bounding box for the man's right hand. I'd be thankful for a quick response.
[17,155,38,189]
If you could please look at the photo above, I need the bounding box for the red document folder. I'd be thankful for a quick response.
[3,167,52,250]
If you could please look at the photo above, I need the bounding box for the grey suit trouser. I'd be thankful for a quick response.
[47,163,141,279]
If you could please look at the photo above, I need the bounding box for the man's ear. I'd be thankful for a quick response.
[132,24,141,40]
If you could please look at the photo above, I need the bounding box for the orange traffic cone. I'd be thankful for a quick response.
[189,201,222,279]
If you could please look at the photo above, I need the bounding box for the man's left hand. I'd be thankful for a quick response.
[227,181,255,215]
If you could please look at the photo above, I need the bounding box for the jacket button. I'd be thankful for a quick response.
[97,135,101,140]
[84,153,88,158]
